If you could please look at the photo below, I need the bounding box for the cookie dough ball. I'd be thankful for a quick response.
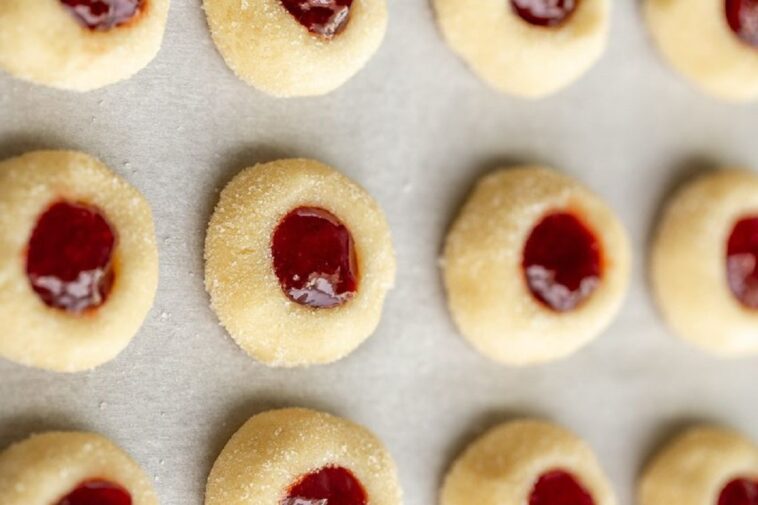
[0,431,158,505]
[0,150,159,372]
[433,0,610,98]
[442,166,631,366]
[205,408,402,505]
[442,419,616,505]
[205,158,396,367]
[645,0,758,101]
[640,426,758,505]
[651,169,758,356]
[203,0,387,97]
[0,0,169,91]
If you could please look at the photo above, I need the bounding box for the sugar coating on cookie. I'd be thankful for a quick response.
[205,408,403,505]
[433,0,609,97]
[442,166,630,366]
[651,169,758,357]
[441,419,616,505]
[0,0,169,91]
[640,426,758,505]
[204,158,396,367]
[645,0,758,101]
[0,150,158,372]
[203,0,387,97]
[0,431,158,505]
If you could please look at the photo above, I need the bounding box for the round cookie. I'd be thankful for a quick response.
[442,166,630,366]
[645,0,758,101]
[204,158,395,367]
[433,0,610,98]
[640,426,758,505]
[0,431,158,505]
[651,169,758,356]
[205,408,402,505]
[0,0,170,91]
[0,150,159,372]
[203,0,387,97]
[442,419,616,505]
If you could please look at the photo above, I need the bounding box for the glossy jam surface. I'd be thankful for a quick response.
[271,206,358,309]
[529,470,595,505]
[718,478,758,505]
[56,480,132,505]
[59,0,143,31]
[726,0,758,47]
[283,466,368,505]
[522,211,602,312]
[727,216,758,309]
[26,201,116,313]
[510,0,579,27]
[279,0,353,37]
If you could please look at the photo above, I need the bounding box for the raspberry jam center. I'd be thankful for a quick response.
[56,480,132,505]
[510,0,579,27]
[283,466,368,505]
[726,0,758,47]
[26,201,116,313]
[727,216,758,308]
[522,211,602,312]
[59,0,143,31]
[279,0,353,38]
[718,478,758,505]
[271,206,358,309]
[529,470,595,505]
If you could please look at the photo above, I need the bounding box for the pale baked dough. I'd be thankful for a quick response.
[651,169,758,356]
[640,426,758,505]
[0,150,159,372]
[442,166,631,366]
[0,0,169,91]
[0,431,158,505]
[442,419,616,505]
[205,408,403,505]
[433,0,609,98]
[205,158,395,367]
[645,0,758,102]
[203,0,387,97]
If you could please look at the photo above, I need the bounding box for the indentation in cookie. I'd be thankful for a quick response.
[284,466,368,505]
[718,478,758,505]
[59,0,144,31]
[727,216,758,309]
[272,206,358,308]
[55,479,132,505]
[510,0,579,27]
[279,0,353,38]
[529,470,595,505]
[726,0,758,47]
[26,201,116,313]
[522,211,602,312]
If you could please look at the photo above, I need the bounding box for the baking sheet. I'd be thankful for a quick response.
[2,1,758,504]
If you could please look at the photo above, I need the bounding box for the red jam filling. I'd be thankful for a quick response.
[510,0,579,27]
[726,0,758,47]
[727,216,758,309]
[529,470,595,505]
[56,480,132,505]
[26,201,116,314]
[279,0,353,38]
[522,211,602,312]
[59,0,144,31]
[271,206,358,309]
[718,478,758,505]
[283,466,368,505]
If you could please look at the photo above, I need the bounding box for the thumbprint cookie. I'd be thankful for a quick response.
[433,0,610,98]
[442,419,616,505]
[0,150,159,372]
[0,0,170,91]
[652,169,758,356]
[640,426,758,505]
[0,431,158,505]
[203,0,387,97]
[204,158,395,367]
[645,0,758,101]
[205,408,403,505]
[442,166,630,365]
